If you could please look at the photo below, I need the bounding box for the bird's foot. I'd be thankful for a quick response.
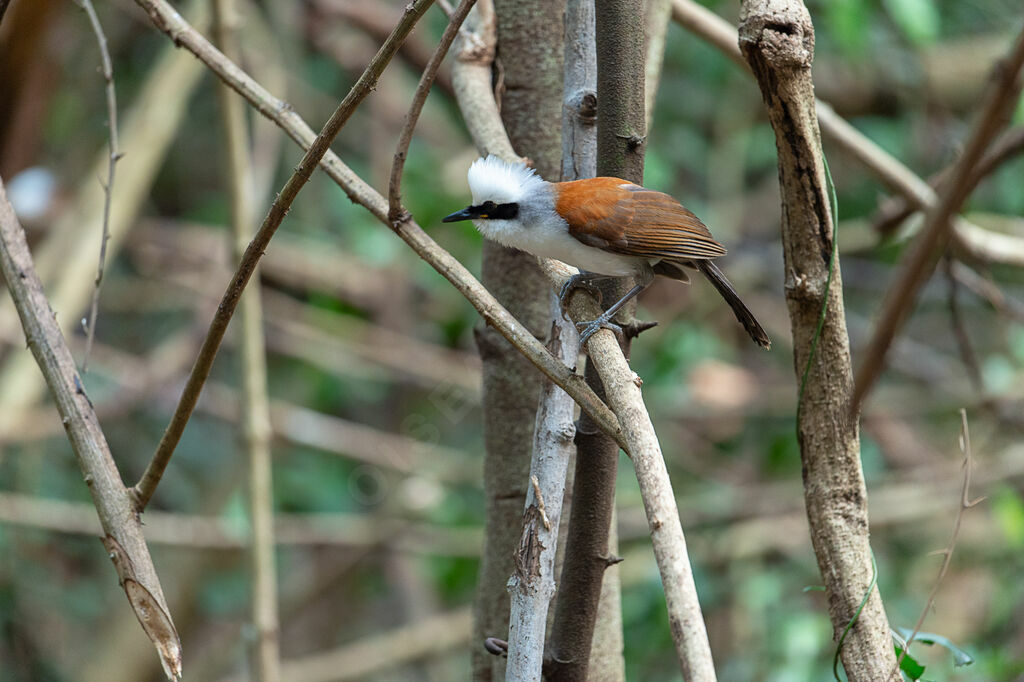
[576,312,623,348]
[558,274,603,320]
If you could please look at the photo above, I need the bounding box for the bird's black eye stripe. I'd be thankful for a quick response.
[489,202,519,219]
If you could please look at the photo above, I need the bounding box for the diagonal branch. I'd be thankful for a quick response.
[671,0,1024,269]
[130,0,437,511]
[0,178,182,680]
[851,26,1024,414]
[131,0,624,450]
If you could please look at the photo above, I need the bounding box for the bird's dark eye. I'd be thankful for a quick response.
[482,201,496,212]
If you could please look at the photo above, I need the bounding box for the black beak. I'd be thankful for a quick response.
[442,207,476,223]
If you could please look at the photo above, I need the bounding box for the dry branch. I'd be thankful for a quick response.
[73,0,121,371]
[737,1,896,678]
[0,491,481,555]
[506,311,578,681]
[388,0,476,222]
[132,0,624,451]
[0,179,182,679]
[852,27,1024,412]
[890,409,983,680]
[277,607,472,682]
[131,0,437,511]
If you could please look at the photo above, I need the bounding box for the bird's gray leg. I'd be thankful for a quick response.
[576,266,655,347]
[558,272,611,319]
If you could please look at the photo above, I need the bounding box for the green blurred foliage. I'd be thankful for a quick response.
[1,0,1023,679]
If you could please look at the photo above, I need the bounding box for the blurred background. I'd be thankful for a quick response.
[1,0,1023,679]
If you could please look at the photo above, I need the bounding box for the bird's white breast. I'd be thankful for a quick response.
[474,209,645,277]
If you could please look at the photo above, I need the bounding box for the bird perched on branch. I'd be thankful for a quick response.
[443,155,770,349]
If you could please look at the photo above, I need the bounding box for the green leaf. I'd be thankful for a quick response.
[883,0,940,46]
[895,629,975,667]
[895,644,927,680]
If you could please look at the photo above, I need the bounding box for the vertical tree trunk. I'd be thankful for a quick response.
[548,1,644,679]
[472,2,565,680]
[737,2,897,679]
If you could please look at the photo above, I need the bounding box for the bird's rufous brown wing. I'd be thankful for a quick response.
[554,177,726,261]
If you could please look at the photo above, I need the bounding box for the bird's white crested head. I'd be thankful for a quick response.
[466,155,548,206]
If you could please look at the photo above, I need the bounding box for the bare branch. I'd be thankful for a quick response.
[852,26,1024,413]
[388,0,476,223]
[0,178,181,680]
[132,0,624,452]
[73,0,121,372]
[875,126,1024,238]
[506,310,578,680]
[131,0,437,511]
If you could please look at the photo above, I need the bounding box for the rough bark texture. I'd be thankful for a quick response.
[737,2,897,679]
[0,179,181,679]
[505,310,577,681]
[548,2,644,679]
[595,0,646,183]
[473,2,565,680]
[547,361,622,682]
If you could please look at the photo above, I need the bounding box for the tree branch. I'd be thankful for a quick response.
[130,0,437,511]
[890,409,983,680]
[0,178,182,680]
[738,1,896,678]
[852,26,1024,414]
[132,0,624,453]
[506,312,578,680]
[671,0,1024,269]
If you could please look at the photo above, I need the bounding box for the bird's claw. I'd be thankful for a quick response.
[558,274,603,320]
[576,315,623,347]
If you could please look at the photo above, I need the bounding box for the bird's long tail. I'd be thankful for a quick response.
[696,260,771,349]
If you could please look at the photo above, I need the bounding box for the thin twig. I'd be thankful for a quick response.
[132,0,624,450]
[74,0,121,372]
[852,27,1024,414]
[130,0,437,512]
[949,259,1024,324]
[388,0,476,223]
[889,409,983,681]
[944,257,984,392]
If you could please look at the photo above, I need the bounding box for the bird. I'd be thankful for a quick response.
[442,155,770,349]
